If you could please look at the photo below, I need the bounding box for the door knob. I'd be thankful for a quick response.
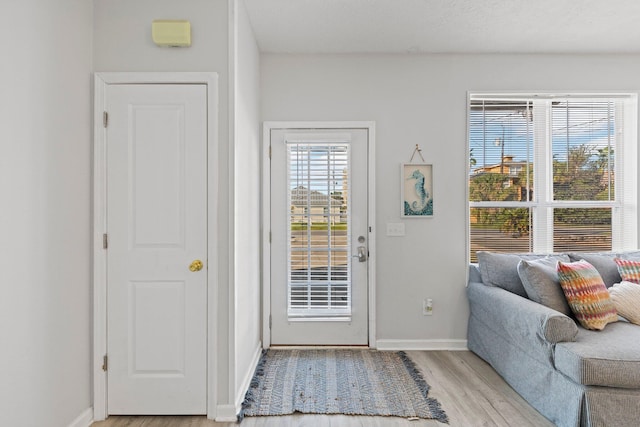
[352,246,367,262]
[189,259,204,272]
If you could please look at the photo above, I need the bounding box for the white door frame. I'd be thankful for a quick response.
[93,72,219,420]
[262,121,376,348]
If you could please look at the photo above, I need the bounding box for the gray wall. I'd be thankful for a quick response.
[0,0,93,425]
[93,0,238,410]
[232,0,263,408]
[260,53,640,345]
[94,0,263,414]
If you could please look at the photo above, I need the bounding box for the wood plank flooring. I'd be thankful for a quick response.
[91,350,554,427]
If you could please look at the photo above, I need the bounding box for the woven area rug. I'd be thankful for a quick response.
[238,349,448,423]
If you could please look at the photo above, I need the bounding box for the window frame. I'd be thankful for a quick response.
[467,92,638,261]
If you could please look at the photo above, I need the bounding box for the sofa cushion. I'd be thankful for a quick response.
[568,251,640,288]
[517,258,571,316]
[609,281,640,325]
[567,252,621,288]
[557,260,618,330]
[554,322,640,388]
[614,258,640,284]
[477,251,569,298]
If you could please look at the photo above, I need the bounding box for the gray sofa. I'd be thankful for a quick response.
[467,251,640,427]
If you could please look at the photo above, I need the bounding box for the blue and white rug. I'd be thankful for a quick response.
[238,349,448,423]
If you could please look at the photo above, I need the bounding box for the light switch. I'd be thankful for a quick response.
[386,222,405,236]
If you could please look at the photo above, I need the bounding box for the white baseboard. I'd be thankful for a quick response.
[215,404,238,422]
[67,408,93,427]
[375,339,468,351]
[216,341,263,422]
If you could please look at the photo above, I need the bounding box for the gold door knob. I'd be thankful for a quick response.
[189,260,203,272]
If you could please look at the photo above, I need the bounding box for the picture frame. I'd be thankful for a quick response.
[402,163,433,218]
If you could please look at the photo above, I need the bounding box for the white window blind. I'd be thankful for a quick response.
[287,143,351,318]
[468,94,637,262]
[469,100,534,258]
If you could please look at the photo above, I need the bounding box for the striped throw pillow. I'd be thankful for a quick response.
[557,260,618,330]
[614,258,640,283]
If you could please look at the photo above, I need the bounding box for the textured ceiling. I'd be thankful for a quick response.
[243,0,640,54]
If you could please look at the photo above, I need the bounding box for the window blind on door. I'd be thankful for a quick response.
[287,143,352,318]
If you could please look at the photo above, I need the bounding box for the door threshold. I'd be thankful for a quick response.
[269,345,370,350]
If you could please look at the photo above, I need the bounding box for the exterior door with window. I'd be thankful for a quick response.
[270,128,369,345]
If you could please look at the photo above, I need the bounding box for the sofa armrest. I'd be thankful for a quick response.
[468,263,482,284]
[468,280,578,346]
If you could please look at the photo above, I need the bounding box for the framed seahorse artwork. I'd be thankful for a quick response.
[402,163,433,217]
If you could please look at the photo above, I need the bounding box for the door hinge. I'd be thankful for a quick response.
[269,314,272,329]
[103,111,108,128]
[102,233,108,249]
[269,231,272,243]
[102,354,108,371]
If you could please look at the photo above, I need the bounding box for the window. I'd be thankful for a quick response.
[468,94,637,262]
[287,143,351,317]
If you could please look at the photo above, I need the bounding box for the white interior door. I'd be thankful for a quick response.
[106,84,207,414]
[270,128,369,345]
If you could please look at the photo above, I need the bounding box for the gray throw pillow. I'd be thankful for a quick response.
[567,253,619,287]
[477,252,569,297]
[517,258,571,316]
[566,251,640,288]
[619,251,640,263]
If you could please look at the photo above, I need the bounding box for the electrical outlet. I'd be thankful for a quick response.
[423,298,433,316]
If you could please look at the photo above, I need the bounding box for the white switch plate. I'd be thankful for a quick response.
[386,222,405,236]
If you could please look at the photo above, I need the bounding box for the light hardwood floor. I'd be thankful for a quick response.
[91,350,554,427]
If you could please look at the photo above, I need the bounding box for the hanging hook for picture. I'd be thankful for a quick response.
[409,144,425,163]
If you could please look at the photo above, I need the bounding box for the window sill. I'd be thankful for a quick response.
[287,316,352,323]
